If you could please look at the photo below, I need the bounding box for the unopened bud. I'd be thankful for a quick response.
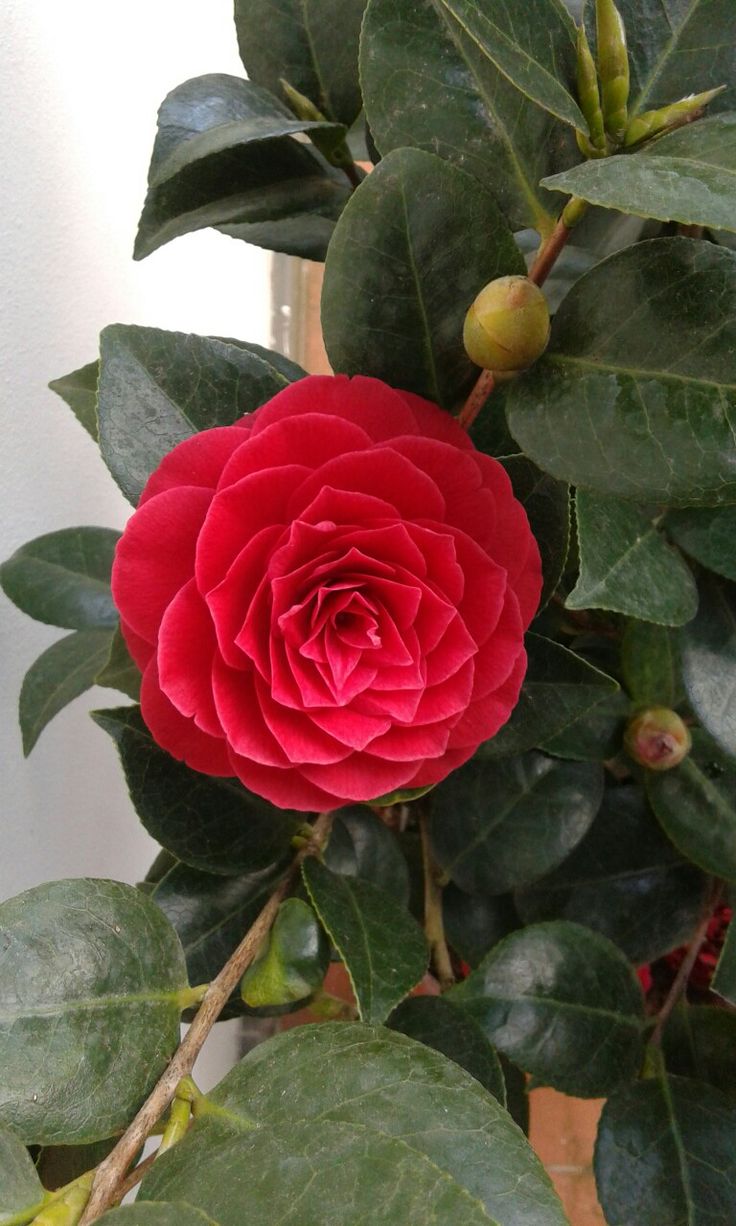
[463,276,551,373]
[625,86,727,147]
[576,25,606,151]
[596,0,630,144]
[624,707,692,772]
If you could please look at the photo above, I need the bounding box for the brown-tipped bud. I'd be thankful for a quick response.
[624,85,727,147]
[624,707,692,772]
[463,276,551,373]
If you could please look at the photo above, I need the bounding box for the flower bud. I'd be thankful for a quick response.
[576,24,606,152]
[463,276,551,373]
[624,707,692,772]
[624,86,727,147]
[596,0,630,144]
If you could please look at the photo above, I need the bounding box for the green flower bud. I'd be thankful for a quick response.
[463,276,551,373]
[624,707,692,772]
[241,898,329,1008]
[576,24,606,151]
[625,86,727,147]
[596,0,630,144]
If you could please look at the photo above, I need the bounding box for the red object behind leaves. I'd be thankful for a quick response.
[112,375,541,811]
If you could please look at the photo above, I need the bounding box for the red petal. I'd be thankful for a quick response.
[247,374,419,443]
[139,427,251,506]
[289,449,446,523]
[211,658,288,767]
[217,414,372,488]
[227,751,345,812]
[140,657,232,776]
[157,579,223,737]
[395,389,474,450]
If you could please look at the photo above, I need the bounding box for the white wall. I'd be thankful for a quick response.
[0,3,272,901]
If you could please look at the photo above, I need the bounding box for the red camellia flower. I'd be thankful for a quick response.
[112,375,541,811]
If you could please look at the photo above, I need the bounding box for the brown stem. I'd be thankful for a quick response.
[80,810,335,1224]
[115,1153,158,1202]
[458,369,495,432]
[419,813,455,992]
[343,161,362,190]
[530,218,573,287]
[650,878,724,1047]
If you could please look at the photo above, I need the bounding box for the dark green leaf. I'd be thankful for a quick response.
[500,1056,530,1136]
[680,576,736,757]
[713,918,736,1004]
[302,859,427,1023]
[135,75,351,261]
[97,325,296,504]
[234,0,366,126]
[0,879,187,1145]
[501,458,570,608]
[217,212,340,262]
[151,860,287,1015]
[0,1125,44,1224]
[540,688,629,761]
[617,0,736,115]
[594,1075,736,1226]
[98,1208,211,1226]
[35,1138,118,1191]
[646,729,736,881]
[323,806,410,904]
[622,620,684,707]
[95,627,141,701]
[92,706,299,875]
[241,898,329,1007]
[542,114,736,234]
[567,491,698,625]
[361,0,577,233]
[430,752,603,895]
[322,147,524,409]
[667,505,736,583]
[451,921,645,1097]
[481,634,621,758]
[507,239,736,507]
[662,1004,736,1100]
[0,527,119,630]
[443,886,520,967]
[388,996,506,1104]
[140,1022,568,1225]
[48,360,99,441]
[20,628,114,755]
[516,784,712,963]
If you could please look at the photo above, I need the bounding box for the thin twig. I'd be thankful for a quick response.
[115,1152,158,1202]
[529,217,573,287]
[419,813,455,992]
[80,810,335,1224]
[650,877,724,1047]
[457,369,495,432]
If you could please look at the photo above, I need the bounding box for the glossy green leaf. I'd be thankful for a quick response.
[430,751,603,895]
[567,491,698,625]
[361,0,577,233]
[622,620,684,707]
[666,505,736,583]
[662,1004,736,1100]
[680,576,736,757]
[713,917,736,1004]
[20,628,114,755]
[443,886,520,968]
[322,147,525,409]
[48,360,99,441]
[98,1208,211,1226]
[543,114,736,234]
[234,0,366,126]
[0,1125,44,1224]
[594,1075,736,1225]
[241,898,329,1007]
[0,527,119,630]
[151,860,287,1016]
[507,239,736,507]
[516,784,711,964]
[0,879,187,1144]
[92,706,299,875]
[302,859,427,1023]
[97,325,298,504]
[135,74,350,261]
[217,211,341,262]
[616,0,736,115]
[451,921,645,1097]
[388,996,506,1104]
[541,688,630,761]
[501,458,570,608]
[480,634,621,758]
[140,1022,568,1225]
[323,806,410,904]
[647,729,736,880]
[95,627,141,701]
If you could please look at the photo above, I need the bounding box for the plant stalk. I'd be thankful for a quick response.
[650,878,724,1047]
[419,813,455,991]
[79,810,335,1224]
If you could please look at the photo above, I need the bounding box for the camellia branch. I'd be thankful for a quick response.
[650,877,724,1047]
[419,813,455,992]
[79,810,336,1224]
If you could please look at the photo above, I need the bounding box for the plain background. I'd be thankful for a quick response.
[1,1,274,1083]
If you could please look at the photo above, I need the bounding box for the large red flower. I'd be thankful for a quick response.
[112,375,541,811]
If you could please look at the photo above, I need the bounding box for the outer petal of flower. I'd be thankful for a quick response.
[139,427,251,506]
[140,657,232,777]
[245,374,420,442]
